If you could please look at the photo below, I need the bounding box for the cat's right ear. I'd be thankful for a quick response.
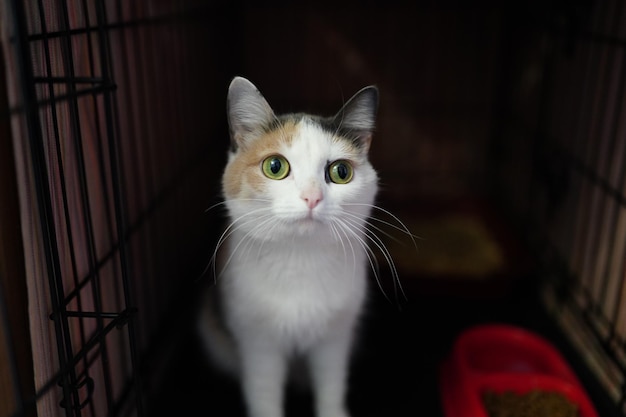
[227,77,276,151]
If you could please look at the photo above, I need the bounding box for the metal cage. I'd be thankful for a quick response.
[532,3,626,412]
[1,0,228,416]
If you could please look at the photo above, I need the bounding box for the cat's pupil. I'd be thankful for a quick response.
[336,164,348,179]
[270,158,282,174]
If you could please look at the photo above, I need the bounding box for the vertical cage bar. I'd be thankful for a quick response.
[93,0,144,415]
[56,0,115,412]
[600,59,626,337]
[8,0,76,415]
[33,0,98,412]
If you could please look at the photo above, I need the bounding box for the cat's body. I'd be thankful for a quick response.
[199,77,380,417]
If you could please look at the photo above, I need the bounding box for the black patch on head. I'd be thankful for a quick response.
[261,113,370,151]
[315,116,370,150]
[263,113,307,133]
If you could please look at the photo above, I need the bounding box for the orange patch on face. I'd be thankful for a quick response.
[222,120,298,199]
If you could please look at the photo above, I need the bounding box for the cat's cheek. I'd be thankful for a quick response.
[224,164,268,200]
[222,160,247,198]
[244,171,270,196]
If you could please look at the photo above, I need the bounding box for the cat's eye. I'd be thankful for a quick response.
[328,160,354,184]
[262,155,290,180]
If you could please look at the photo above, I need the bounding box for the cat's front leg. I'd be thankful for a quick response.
[308,334,353,417]
[239,340,288,417]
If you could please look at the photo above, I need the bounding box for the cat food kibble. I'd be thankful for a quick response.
[482,390,579,417]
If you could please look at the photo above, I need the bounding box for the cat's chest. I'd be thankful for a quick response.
[225,240,365,299]
[224,230,365,276]
[221,236,367,341]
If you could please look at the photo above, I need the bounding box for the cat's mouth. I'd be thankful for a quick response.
[295,212,321,224]
[287,210,328,231]
[273,208,331,233]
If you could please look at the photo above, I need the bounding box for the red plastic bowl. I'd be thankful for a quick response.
[439,324,598,417]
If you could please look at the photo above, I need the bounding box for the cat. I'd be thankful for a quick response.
[198,76,384,417]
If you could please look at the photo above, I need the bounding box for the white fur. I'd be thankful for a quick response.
[199,81,379,417]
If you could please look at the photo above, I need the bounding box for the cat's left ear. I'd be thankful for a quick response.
[333,86,379,152]
[227,77,276,150]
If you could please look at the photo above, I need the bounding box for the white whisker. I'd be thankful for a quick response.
[201,206,273,282]
[331,219,358,282]
[217,214,277,280]
[341,210,405,245]
[329,221,348,262]
[340,214,408,303]
[250,217,285,266]
[204,198,273,213]
[334,217,389,302]
[344,203,420,247]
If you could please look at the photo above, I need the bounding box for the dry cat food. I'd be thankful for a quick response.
[482,389,579,417]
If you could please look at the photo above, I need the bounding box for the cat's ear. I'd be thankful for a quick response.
[227,77,276,150]
[333,86,379,152]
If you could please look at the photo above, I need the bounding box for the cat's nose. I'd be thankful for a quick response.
[301,187,323,209]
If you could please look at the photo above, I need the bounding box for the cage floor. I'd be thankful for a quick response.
[147,279,618,417]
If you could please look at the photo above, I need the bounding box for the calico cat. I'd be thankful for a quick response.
[199,77,382,417]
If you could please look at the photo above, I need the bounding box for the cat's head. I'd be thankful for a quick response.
[222,77,379,240]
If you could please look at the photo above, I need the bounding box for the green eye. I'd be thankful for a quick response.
[262,155,290,180]
[328,160,354,184]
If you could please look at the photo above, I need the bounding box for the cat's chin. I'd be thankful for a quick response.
[290,217,325,235]
[273,215,331,239]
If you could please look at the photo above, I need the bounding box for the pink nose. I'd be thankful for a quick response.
[301,188,323,209]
